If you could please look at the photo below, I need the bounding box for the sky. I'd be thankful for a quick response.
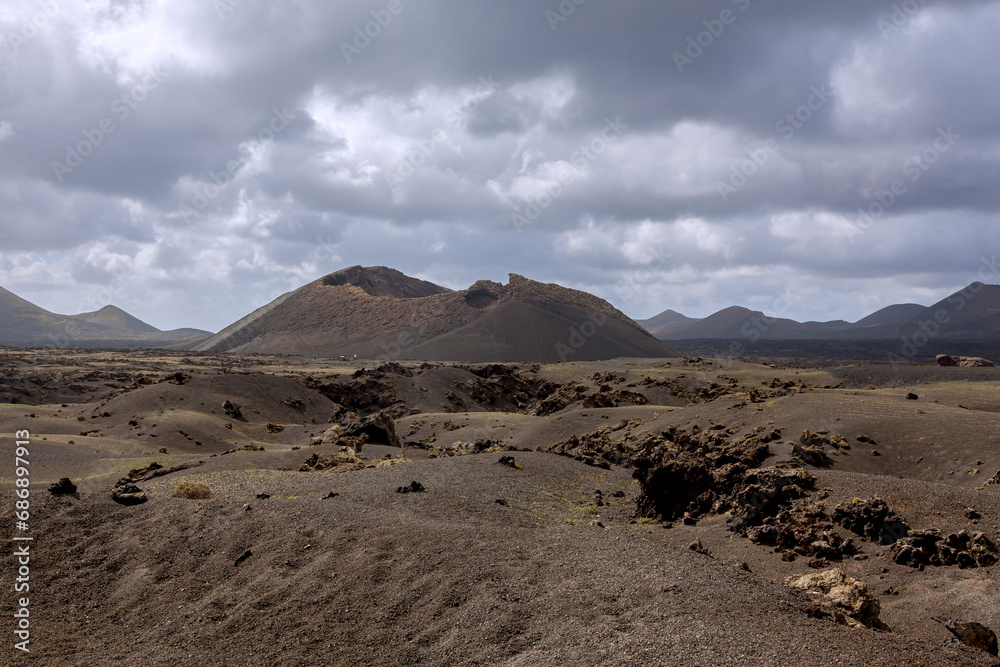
[1,0,999,333]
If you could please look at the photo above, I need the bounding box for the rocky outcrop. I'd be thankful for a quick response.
[891,529,998,568]
[299,448,366,472]
[222,399,244,419]
[443,439,508,456]
[936,354,996,367]
[48,478,77,495]
[311,376,400,418]
[459,364,558,412]
[833,498,910,545]
[342,411,401,448]
[582,387,649,409]
[978,470,1000,490]
[633,454,716,520]
[743,499,857,563]
[939,619,998,656]
[787,569,888,630]
[111,482,147,505]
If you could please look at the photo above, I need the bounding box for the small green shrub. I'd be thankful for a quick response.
[171,481,213,499]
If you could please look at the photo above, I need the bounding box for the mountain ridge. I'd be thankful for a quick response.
[0,286,212,347]
[640,283,1000,341]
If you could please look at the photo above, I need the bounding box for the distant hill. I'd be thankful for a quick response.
[0,286,212,348]
[192,265,678,362]
[651,304,851,340]
[1,285,60,331]
[869,283,1000,341]
[647,284,1000,342]
[636,309,701,338]
[852,303,927,329]
[71,305,159,333]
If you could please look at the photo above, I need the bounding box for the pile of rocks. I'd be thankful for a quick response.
[892,529,998,569]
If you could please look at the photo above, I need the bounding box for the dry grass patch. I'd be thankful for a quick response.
[171,481,213,499]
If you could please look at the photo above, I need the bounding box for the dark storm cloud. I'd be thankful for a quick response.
[1,0,998,331]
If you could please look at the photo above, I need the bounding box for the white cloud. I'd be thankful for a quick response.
[1,0,998,334]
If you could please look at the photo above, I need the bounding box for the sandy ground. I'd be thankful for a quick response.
[1,349,998,665]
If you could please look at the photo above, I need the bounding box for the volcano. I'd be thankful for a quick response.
[191,266,678,362]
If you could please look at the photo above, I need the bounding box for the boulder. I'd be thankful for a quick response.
[787,568,887,630]
[299,448,366,472]
[833,498,909,545]
[941,619,998,656]
[342,411,401,449]
[222,399,244,419]
[48,478,77,495]
[314,424,343,445]
[111,483,147,506]
[936,354,996,368]
[791,442,833,467]
[396,480,425,494]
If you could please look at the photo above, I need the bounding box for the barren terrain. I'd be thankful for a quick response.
[1,348,999,665]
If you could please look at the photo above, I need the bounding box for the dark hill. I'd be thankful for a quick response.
[658,305,850,340]
[890,283,1000,340]
[824,284,1000,340]
[321,265,451,299]
[648,284,1000,343]
[191,267,678,362]
[853,303,927,328]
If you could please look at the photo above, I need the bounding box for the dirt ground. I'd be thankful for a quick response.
[1,348,998,665]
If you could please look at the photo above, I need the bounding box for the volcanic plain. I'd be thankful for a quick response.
[1,348,999,665]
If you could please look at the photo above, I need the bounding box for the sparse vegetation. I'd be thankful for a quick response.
[171,481,213,499]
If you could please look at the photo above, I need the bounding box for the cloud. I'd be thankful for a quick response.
[1,0,999,332]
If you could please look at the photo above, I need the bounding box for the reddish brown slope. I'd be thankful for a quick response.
[191,267,678,362]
